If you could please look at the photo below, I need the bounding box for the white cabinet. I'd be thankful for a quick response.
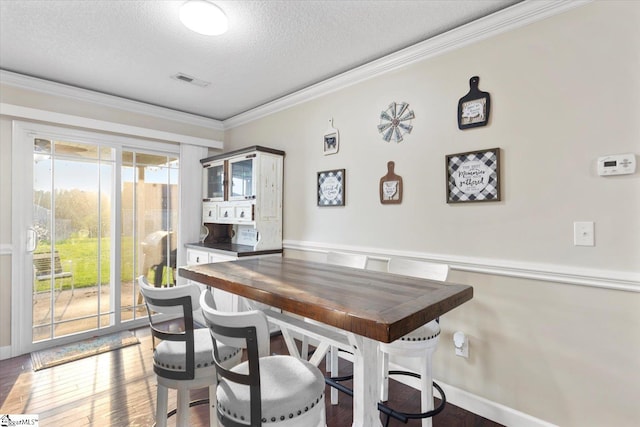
[185,248,238,312]
[200,146,284,251]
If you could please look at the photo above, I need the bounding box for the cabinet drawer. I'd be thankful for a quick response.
[235,205,253,222]
[218,205,234,221]
[202,202,216,223]
[187,249,209,265]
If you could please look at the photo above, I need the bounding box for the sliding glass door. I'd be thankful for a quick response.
[16,123,179,350]
[120,150,179,322]
[32,138,115,341]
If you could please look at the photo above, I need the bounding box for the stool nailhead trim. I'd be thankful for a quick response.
[154,348,241,371]
[218,392,324,423]
[399,330,440,342]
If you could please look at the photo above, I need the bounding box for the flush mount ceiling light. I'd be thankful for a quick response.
[180,0,228,36]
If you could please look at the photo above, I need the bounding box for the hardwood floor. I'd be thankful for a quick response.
[0,327,503,426]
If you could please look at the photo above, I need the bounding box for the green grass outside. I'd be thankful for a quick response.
[34,236,136,292]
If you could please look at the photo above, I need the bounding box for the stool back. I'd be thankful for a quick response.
[138,275,203,380]
[387,258,449,281]
[326,251,368,269]
[200,290,271,426]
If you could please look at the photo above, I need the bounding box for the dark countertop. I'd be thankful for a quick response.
[185,242,283,257]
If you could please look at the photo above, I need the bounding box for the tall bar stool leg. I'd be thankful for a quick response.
[329,345,339,404]
[420,350,435,427]
[380,351,390,402]
[208,383,218,427]
[176,387,190,426]
[156,384,169,427]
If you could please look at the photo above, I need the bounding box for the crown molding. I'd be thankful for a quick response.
[2,103,223,149]
[0,1,591,132]
[0,70,225,131]
[224,0,591,129]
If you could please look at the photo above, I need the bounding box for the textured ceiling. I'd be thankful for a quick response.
[0,0,520,121]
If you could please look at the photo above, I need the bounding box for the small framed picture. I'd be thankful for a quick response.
[446,148,500,203]
[323,118,339,155]
[317,169,345,206]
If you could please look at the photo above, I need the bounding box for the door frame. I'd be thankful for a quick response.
[10,121,182,356]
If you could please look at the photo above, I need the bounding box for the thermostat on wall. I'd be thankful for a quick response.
[597,153,636,176]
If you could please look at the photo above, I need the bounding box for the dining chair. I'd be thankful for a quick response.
[310,251,368,404]
[138,276,242,427]
[200,290,327,427]
[379,258,449,427]
[325,251,368,269]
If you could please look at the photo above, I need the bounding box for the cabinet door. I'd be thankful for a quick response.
[203,160,226,201]
[229,156,256,200]
[208,253,238,311]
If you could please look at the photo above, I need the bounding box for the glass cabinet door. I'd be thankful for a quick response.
[205,161,225,200]
[230,157,254,199]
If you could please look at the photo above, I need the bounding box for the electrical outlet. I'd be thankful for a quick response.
[453,331,469,358]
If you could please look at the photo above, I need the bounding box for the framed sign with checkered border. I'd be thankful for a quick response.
[446,148,500,203]
[317,169,345,206]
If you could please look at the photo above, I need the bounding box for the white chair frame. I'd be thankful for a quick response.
[380,258,449,427]
[200,290,327,427]
[139,276,241,427]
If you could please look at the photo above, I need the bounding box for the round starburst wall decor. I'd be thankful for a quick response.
[378,102,415,143]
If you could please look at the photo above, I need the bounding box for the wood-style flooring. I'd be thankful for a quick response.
[0,326,503,426]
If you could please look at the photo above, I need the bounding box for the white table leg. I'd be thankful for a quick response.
[348,334,383,427]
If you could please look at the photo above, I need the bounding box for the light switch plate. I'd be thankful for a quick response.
[574,221,594,246]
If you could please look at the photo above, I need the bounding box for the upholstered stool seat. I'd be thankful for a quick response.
[382,320,439,347]
[217,355,325,426]
[154,328,241,374]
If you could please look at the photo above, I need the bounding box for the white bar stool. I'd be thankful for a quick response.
[379,258,449,427]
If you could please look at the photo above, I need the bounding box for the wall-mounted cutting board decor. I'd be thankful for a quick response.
[457,76,491,129]
[323,118,339,155]
[379,161,403,204]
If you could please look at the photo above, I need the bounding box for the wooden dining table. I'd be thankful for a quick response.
[179,256,473,427]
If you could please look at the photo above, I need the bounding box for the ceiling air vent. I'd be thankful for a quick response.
[170,73,211,88]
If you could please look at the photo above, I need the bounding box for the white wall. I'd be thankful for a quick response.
[224,2,640,426]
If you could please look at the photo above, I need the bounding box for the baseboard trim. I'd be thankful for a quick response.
[283,240,640,293]
[435,381,557,427]
[337,351,555,426]
[382,359,557,427]
[0,345,11,360]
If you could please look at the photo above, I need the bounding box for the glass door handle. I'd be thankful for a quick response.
[26,227,37,252]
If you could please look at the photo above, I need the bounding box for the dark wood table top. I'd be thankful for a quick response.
[179,257,473,343]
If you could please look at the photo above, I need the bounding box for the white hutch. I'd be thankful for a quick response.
[185,146,285,311]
